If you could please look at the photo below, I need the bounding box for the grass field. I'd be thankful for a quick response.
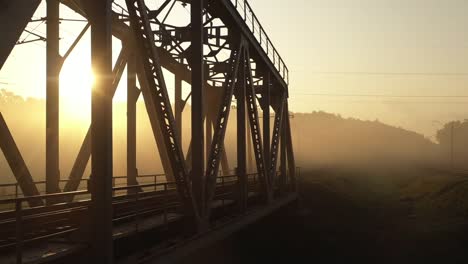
[182,167,468,263]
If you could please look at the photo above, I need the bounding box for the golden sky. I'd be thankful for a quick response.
[1,0,468,139]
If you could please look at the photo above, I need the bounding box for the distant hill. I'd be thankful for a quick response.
[0,89,448,184]
[290,111,441,169]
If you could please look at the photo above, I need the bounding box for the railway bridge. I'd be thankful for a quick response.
[0,0,296,263]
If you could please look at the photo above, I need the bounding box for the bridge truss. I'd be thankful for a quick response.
[0,0,296,263]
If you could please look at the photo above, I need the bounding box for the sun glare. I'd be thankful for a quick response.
[59,57,94,119]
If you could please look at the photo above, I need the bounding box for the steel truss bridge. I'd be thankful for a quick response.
[0,0,296,263]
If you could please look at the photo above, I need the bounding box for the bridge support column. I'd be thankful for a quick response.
[88,0,114,263]
[247,115,253,173]
[236,52,247,212]
[46,0,61,198]
[206,113,212,164]
[175,75,183,142]
[263,73,271,188]
[127,53,139,192]
[280,113,287,194]
[191,0,206,227]
[285,103,296,191]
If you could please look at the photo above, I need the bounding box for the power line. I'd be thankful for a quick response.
[289,100,468,105]
[293,93,468,98]
[298,71,468,77]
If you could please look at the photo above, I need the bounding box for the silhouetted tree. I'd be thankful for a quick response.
[436,120,468,169]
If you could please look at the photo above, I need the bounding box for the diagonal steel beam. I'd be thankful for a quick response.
[127,52,141,194]
[0,0,41,70]
[0,113,43,207]
[125,0,196,218]
[135,61,175,184]
[185,87,230,175]
[204,40,244,217]
[245,48,270,201]
[269,93,286,188]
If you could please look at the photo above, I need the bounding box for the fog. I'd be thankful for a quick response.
[0,89,464,186]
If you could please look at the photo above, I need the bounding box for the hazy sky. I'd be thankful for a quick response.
[249,0,468,138]
[2,0,468,139]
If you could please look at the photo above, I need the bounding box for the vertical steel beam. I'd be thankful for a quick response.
[191,0,205,220]
[127,53,139,191]
[284,102,296,190]
[280,113,287,193]
[236,50,247,212]
[206,114,212,163]
[0,113,42,207]
[88,0,113,262]
[246,117,253,173]
[263,73,271,179]
[175,75,183,142]
[46,0,61,197]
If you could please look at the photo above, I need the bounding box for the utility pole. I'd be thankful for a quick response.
[450,122,454,171]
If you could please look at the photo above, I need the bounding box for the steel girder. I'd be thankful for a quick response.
[262,72,271,193]
[191,0,205,222]
[184,88,231,175]
[0,0,41,70]
[46,0,61,198]
[212,0,289,90]
[0,113,42,207]
[245,48,270,201]
[125,0,197,218]
[126,52,141,194]
[284,102,296,189]
[236,46,248,212]
[204,39,244,217]
[1,0,296,227]
[86,0,115,261]
[269,93,286,188]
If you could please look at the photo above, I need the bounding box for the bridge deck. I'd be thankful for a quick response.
[0,174,296,263]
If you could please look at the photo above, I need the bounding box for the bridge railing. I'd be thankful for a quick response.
[0,170,296,263]
[230,0,289,85]
[0,169,246,199]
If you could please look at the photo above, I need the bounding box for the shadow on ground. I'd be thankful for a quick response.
[181,168,468,264]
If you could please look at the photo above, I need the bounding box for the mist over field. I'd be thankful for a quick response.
[0,88,464,185]
[3,89,468,262]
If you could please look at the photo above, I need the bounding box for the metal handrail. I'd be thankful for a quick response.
[230,0,289,85]
[0,174,262,204]
[0,174,169,198]
[0,171,291,263]
[107,0,290,85]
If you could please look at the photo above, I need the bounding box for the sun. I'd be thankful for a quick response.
[59,64,94,101]
[59,56,94,119]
